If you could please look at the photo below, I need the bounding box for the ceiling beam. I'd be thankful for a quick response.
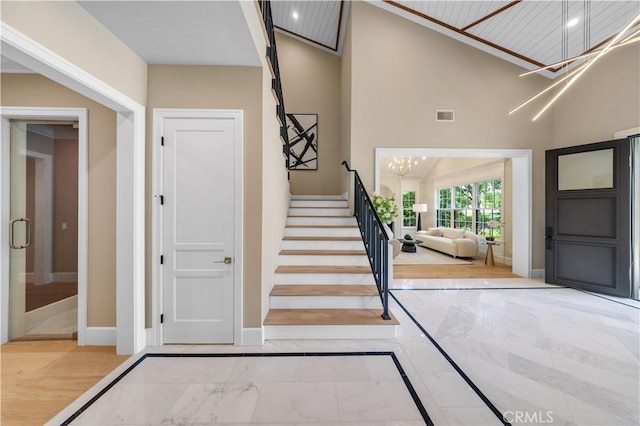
[460,1,522,32]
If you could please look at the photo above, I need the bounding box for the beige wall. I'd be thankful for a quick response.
[145,65,265,328]
[276,33,342,194]
[346,2,554,269]
[551,43,640,147]
[2,73,117,326]
[1,1,148,105]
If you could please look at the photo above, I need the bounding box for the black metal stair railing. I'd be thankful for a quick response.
[342,161,391,320]
[258,0,290,170]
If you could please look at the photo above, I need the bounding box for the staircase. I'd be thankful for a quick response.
[264,194,398,339]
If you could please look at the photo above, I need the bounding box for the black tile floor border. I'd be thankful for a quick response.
[389,291,512,426]
[391,286,570,291]
[61,351,432,426]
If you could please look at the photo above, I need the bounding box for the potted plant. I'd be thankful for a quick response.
[372,194,399,226]
[486,219,503,242]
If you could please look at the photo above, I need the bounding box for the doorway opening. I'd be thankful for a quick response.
[375,148,532,279]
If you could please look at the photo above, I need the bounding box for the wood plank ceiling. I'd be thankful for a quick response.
[272,0,639,75]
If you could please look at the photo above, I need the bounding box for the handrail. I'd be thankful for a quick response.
[258,0,290,170]
[342,161,391,320]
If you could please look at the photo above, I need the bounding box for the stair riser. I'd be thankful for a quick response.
[274,273,376,285]
[291,195,346,201]
[269,296,380,309]
[281,240,365,250]
[264,324,396,340]
[289,208,351,217]
[290,200,348,208]
[286,217,356,226]
[284,228,361,237]
[278,255,370,266]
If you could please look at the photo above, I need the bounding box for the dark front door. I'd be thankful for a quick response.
[545,139,632,297]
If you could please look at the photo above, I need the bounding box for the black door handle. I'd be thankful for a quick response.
[545,226,552,250]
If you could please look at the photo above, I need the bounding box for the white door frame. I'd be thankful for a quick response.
[151,109,244,346]
[1,23,146,354]
[1,108,87,342]
[375,148,533,278]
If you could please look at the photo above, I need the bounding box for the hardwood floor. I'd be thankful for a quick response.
[394,263,519,279]
[264,308,399,325]
[1,340,127,426]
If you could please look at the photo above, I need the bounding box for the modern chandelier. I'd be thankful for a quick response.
[388,156,419,177]
[510,0,640,121]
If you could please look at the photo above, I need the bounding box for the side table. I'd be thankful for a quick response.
[484,241,500,266]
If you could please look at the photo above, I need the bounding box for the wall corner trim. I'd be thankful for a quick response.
[85,327,117,346]
[241,327,264,346]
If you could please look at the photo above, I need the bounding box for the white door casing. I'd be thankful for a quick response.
[2,23,146,354]
[153,109,243,345]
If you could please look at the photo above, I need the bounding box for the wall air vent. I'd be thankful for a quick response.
[436,110,454,122]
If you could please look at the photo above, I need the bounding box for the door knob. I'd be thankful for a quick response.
[214,257,232,264]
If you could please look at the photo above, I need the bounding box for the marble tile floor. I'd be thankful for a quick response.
[49,278,639,426]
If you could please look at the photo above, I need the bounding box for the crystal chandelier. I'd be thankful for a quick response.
[388,156,418,177]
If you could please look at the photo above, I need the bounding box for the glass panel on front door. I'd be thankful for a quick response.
[557,148,614,191]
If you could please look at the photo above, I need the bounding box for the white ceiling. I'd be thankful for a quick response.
[77,0,260,66]
[373,0,640,75]
[272,0,347,53]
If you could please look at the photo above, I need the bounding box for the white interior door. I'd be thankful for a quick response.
[161,117,236,343]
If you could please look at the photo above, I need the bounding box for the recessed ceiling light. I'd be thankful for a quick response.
[567,18,579,28]
[292,11,299,20]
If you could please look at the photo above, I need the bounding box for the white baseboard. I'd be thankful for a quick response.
[25,295,77,329]
[85,327,116,346]
[531,269,545,279]
[145,328,155,346]
[241,327,263,345]
[53,272,78,283]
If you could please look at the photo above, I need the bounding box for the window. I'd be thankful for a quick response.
[436,188,451,228]
[436,179,503,238]
[453,184,473,230]
[476,179,502,238]
[402,191,416,227]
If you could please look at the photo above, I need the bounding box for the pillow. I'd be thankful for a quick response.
[426,229,442,236]
[441,228,466,239]
[382,223,394,239]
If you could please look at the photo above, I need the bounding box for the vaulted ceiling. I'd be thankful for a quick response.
[2,1,638,79]
[273,0,639,77]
